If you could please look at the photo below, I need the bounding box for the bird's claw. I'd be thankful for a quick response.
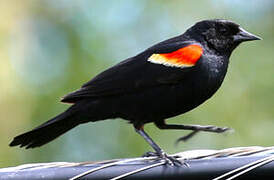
[143,151,187,166]
[160,152,188,167]
[202,125,230,133]
[175,125,231,144]
[142,151,158,157]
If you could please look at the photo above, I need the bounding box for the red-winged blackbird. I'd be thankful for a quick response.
[10,19,260,165]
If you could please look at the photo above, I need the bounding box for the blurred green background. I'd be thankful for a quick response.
[1,0,273,167]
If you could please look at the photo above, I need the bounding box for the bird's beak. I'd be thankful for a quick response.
[234,27,261,42]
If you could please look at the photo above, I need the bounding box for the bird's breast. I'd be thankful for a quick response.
[192,54,229,100]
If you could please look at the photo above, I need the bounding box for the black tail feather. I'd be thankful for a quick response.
[10,111,78,149]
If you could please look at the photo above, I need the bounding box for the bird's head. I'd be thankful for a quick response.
[186,19,261,54]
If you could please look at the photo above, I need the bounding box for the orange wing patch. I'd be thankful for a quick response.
[148,44,203,68]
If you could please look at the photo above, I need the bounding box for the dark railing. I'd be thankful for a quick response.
[1,146,274,180]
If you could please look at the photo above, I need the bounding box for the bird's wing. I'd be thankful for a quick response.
[61,40,203,103]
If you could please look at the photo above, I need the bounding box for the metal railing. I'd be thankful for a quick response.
[1,146,274,180]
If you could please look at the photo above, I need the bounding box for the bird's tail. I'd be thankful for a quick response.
[9,108,79,149]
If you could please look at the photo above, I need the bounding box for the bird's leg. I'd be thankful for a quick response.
[155,120,230,144]
[176,130,199,143]
[134,125,182,166]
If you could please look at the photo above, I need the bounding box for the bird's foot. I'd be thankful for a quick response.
[201,125,230,133]
[159,152,187,166]
[176,125,231,144]
[142,151,158,157]
[143,151,187,166]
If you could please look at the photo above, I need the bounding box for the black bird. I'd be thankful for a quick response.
[10,19,260,165]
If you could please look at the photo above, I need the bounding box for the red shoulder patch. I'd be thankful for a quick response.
[148,44,203,68]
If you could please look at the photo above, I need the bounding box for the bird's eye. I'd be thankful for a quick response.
[220,28,228,34]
